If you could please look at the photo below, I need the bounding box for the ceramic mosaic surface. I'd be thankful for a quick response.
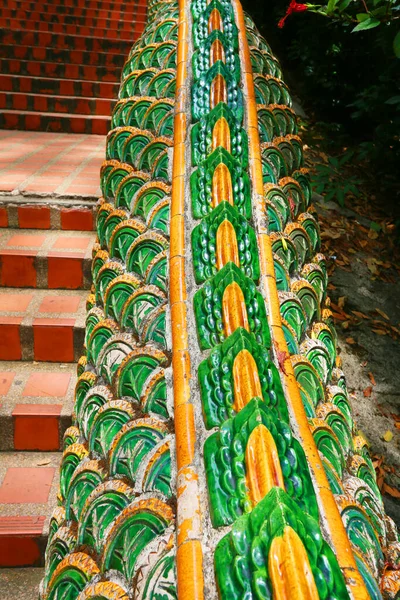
[40,0,400,597]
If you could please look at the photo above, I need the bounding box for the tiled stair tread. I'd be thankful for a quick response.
[0,288,88,321]
[0,111,110,135]
[0,361,76,413]
[0,29,133,54]
[0,288,86,362]
[0,450,61,564]
[1,8,147,26]
[0,568,43,599]
[0,451,60,521]
[0,44,127,67]
[0,229,95,289]
[0,92,117,117]
[0,452,60,566]
[4,0,147,11]
[0,108,111,121]
[4,0,147,16]
[0,199,96,231]
[0,228,95,256]
[0,74,119,99]
[0,28,133,52]
[5,6,145,23]
[0,361,75,450]
[0,19,144,39]
[1,59,121,82]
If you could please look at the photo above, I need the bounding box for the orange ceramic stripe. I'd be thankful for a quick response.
[171,1,204,598]
[231,2,370,598]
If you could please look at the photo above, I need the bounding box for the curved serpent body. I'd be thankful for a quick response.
[39,0,400,598]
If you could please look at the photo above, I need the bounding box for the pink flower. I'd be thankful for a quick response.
[278,0,308,27]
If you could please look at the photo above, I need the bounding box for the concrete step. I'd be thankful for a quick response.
[0,91,116,117]
[4,0,147,20]
[0,109,110,134]
[0,43,126,68]
[0,196,96,231]
[0,451,60,566]
[0,28,133,54]
[0,18,145,39]
[0,288,87,362]
[1,57,120,83]
[0,8,146,29]
[0,361,75,451]
[0,567,43,599]
[0,229,95,289]
[0,74,119,100]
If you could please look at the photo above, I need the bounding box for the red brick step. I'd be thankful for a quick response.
[0,8,146,29]
[0,289,86,362]
[0,452,60,566]
[0,362,75,451]
[0,229,95,289]
[0,28,133,54]
[0,43,126,67]
[4,0,147,9]
[0,199,96,231]
[0,91,116,117]
[0,109,110,134]
[4,0,147,19]
[0,17,145,39]
[1,58,120,83]
[0,74,119,100]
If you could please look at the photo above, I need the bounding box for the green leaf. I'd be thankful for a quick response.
[327,0,338,13]
[394,31,400,58]
[352,17,380,31]
[356,12,370,21]
[385,96,400,104]
[371,6,387,16]
[370,221,381,232]
[338,0,352,11]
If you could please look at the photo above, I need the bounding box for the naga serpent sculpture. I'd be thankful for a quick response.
[39,0,400,598]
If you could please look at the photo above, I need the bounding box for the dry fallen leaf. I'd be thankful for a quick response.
[375,308,390,321]
[368,372,377,386]
[383,430,393,443]
[382,483,400,498]
[346,337,356,345]
[363,386,373,398]
[352,311,370,320]
[338,296,346,309]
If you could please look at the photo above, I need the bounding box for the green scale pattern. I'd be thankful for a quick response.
[189,0,399,598]
[39,1,180,598]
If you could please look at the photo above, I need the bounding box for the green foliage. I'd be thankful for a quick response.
[242,0,400,203]
[312,152,363,206]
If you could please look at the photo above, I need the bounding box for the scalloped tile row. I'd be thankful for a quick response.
[39,0,400,598]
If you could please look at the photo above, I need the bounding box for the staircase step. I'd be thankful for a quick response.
[0,91,116,117]
[0,197,96,231]
[4,0,147,13]
[1,58,120,83]
[0,229,95,289]
[0,9,146,29]
[0,288,86,362]
[4,0,147,20]
[0,451,60,566]
[0,567,43,599]
[0,28,133,54]
[0,18,145,39]
[0,109,110,134]
[0,43,126,68]
[0,361,75,451]
[0,74,119,99]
